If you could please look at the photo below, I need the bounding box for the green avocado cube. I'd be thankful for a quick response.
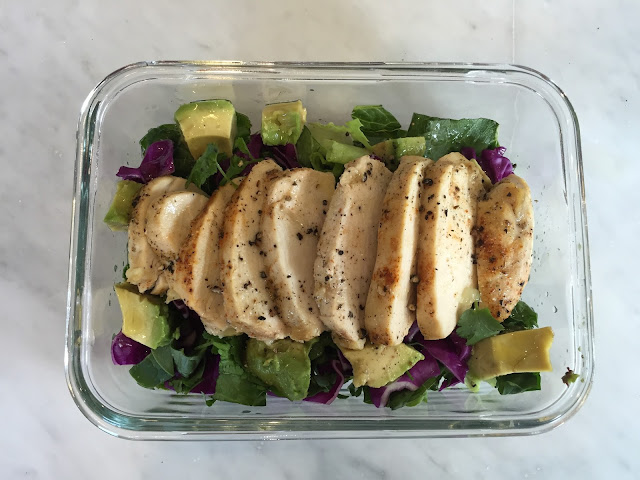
[468,327,554,380]
[245,338,312,401]
[174,100,237,159]
[371,139,396,162]
[261,100,307,146]
[114,283,171,349]
[325,142,369,165]
[103,180,143,231]
[395,136,426,158]
[342,343,424,388]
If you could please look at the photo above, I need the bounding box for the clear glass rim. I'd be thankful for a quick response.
[65,61,593,440]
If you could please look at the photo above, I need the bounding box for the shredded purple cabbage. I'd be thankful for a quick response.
[404,321,421,343]
[461,146,514,184]
[247,134,264,159]
[111,331,150,365]
[116,139,175,183]
[460,147,477,160]
[245,133,301,170]
[367,326,473,408]
[419,332,471,390]
[304,360,346,405]
[191,355,220,395]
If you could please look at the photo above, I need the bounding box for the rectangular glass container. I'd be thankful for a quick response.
[65,62,593,439]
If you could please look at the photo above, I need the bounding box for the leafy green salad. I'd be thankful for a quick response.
[105,99,558,409]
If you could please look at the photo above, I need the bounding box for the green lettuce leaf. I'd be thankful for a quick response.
[151,345,175,376]
[406,114,499,160]
[296,126,326,170]
[306,121,372,151]
[167,359,207,394]
[456,307,504,345]
[129,354,174,388]
[351,105,403,141]
[495,372,541,394]
[307,333,343,397]
[208,335,267,406]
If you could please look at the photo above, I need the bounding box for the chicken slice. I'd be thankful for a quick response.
[416,153,488,339]
[314,156,393,350]
[126,176,201,293]
[146,191,209,261]
[476,174,534,320]
[171,181,241,337]
[365,156,431,345]
[262,168,335,342]
[219,160,289,341]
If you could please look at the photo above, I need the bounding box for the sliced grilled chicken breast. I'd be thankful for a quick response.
[219,160,289,341]
[262,168,335,342]
[172,181,241,337]
[476,174,534,320]
[365,156,431,345]
[314,156,393,350]
[146,191,209,261]
[416,153,488,339]
[126,176,200,293]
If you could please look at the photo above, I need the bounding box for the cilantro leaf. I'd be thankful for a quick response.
[495,372,541,394]
[235,112,252,142]
[351,105,402,141]
[561,368,580,387]
[456,307,504,345]
[221,154,258,186]
[502,301,538,332]
[407,114,499,160]
[186,143,222,189]
[234,137,251,157]
[139,124,195,178]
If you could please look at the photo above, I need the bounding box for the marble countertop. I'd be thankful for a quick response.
[2,1,638,478]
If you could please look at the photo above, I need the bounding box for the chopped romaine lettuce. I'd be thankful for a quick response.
[407,114,499,160]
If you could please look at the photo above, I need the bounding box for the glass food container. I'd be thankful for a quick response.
[65,62,593,439]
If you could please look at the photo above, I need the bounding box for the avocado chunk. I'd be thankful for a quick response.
[245,338,313,401]
[114,283,171,349]
[370,137,426,171]
[395,136,426,158]
[103,180,143,231]
[174,100,237,159]
[342,343,424,388]
[371,139,395,162]
[468,327,554,380]
[326,142,369,165]
[261,100,307,146]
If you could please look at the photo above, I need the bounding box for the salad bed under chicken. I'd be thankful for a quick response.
[105,100,553,408]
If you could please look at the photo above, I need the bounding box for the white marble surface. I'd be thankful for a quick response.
[1,0,639,478]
